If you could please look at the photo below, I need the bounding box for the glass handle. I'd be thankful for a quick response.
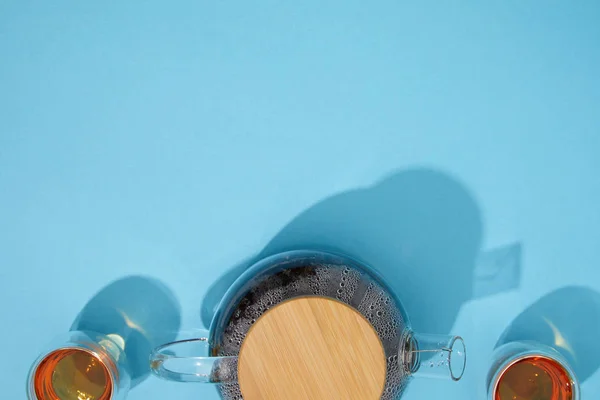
[150,337,238,383]
[402,332,466,381]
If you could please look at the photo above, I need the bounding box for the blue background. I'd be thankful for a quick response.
[1,1,599,399]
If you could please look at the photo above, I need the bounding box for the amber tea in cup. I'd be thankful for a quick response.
[494,356,574,400]
[27,331,130,400]
[33,348,113,400]
[488,342,579,400]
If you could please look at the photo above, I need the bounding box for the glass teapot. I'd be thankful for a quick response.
[151,250,466,399]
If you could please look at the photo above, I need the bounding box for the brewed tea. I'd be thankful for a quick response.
[495,356,574,400]
[34,348,112,400]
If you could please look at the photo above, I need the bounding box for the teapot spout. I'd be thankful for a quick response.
[401,332,466,381]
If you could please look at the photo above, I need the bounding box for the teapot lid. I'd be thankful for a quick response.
[238,296,386,400]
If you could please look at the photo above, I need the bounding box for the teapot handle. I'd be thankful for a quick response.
[150,334,238,383]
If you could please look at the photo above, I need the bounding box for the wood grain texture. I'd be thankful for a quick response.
[238,296,386,400]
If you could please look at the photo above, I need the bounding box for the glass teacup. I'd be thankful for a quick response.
[487,341,580,400]
[27,331,130,400]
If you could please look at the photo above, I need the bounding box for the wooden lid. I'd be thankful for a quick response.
[238,296,386,400]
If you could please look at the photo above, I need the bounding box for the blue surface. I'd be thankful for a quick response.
[1,1,600,399]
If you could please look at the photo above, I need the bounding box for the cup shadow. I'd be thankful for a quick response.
[71,276,181,388]
[495,285,600,383]
[202,168,485,335]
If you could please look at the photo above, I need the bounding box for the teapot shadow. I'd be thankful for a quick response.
[71,276,181,388]
[496,285,600,383]
[202,168,483,336]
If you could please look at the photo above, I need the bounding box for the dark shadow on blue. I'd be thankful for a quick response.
[71,276,181,388]
[473,242,522,299]
[202,168,484,336]
[496,285,600,383]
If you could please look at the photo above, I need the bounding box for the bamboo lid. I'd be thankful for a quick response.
[238,296,386,400]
